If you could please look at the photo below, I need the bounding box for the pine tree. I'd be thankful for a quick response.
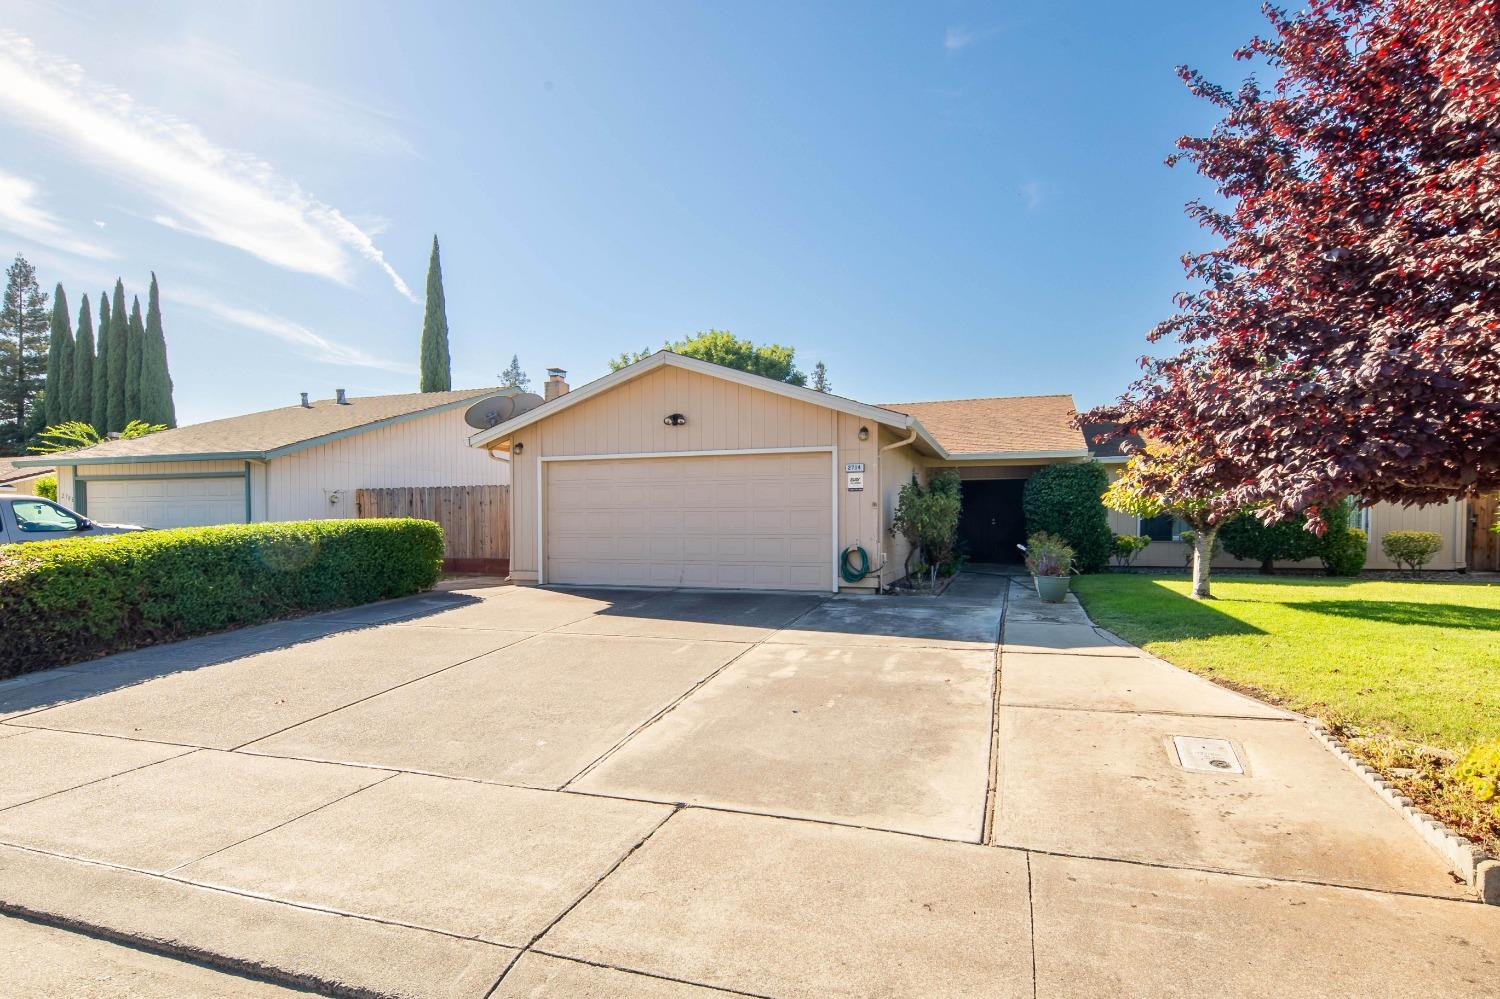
[106,280,127,432]
[139,273,176,427]
[419,235,451,392]
[43,284,73,427]
[498,354,531,391]
[92,292,110,431]
[72,295,94,426]
[0,254,50,448]
[811,361,831,393]
[126,295,145,419]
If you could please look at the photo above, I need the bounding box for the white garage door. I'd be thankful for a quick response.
[86,476,245,529]
[545,451,833,591]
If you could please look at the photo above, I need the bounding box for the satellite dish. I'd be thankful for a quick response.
[463,393,517,430]
[510,392,544,416]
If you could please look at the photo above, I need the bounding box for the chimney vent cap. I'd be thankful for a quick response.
[546,367,567,379]
[335,388,348,405]
[300,392,311,408]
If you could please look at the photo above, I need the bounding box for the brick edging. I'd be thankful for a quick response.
[1305,721,1497,904]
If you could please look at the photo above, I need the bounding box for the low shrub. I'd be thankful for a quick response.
[34,474,57,501]
[0,518,443,678]
[1321,528,1368,576]
[1023,461,1111,573]
[1109,533,1151,567]
[1455,741,1500,818]
[1220,510,1323,572]
[1381,530,1443,574]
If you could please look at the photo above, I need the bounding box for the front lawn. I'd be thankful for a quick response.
[1072,573,1500,852]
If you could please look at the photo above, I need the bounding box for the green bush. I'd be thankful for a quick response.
[34,474,57,501]
[1381,530,1443,574]
[1455,740,1500,818]
[1321,527,1367,576]
[1023,462,1111,573]
[1220,510,1322,572]
[0,519,443,678]
[1109,533,1151,567]
[891,470,962,590]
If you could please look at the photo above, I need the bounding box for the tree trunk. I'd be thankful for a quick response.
[1260,558,1275,574]
[1191,527,1217,599]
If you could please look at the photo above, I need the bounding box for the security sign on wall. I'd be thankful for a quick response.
[846,471,864,492]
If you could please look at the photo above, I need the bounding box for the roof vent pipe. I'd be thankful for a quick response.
[300,392,311,408]
[336,388,348,405]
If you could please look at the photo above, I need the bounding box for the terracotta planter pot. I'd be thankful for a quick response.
[1033,574,1071,603]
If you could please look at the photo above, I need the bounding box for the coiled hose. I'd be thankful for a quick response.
[839,545,871,583]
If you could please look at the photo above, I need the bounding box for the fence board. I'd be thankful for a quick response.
[355,485,509,562]
[1470,494,1500,572]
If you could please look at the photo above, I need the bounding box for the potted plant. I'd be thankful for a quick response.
[1023,531,1075,602]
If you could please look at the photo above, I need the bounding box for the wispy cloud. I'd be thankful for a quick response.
[944,25,1001,52]
[0,31,416,301]
[147,37,417,159]
[0,169,113,259]
[1018,180,1044,211]
[169,285,414,374]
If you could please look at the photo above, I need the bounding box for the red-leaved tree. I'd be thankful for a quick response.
[1091,0,1499,523]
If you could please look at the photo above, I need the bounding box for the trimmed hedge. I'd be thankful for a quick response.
[0,519,443,678]
[1023,462,1112,573]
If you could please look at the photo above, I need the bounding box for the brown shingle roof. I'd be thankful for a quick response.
[878,394,1086,456]
[0,456,53,483]
[31,388,509,465]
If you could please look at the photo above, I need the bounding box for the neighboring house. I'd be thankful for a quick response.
[0,457,54,496]
[467,351,1091,593]
[1080,422,1472,573]
[17,389,513,529]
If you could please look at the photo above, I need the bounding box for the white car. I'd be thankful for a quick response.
[0,494,144,545]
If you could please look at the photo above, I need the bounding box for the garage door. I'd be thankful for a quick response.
[545,451,832,590]
[85,477,245,529]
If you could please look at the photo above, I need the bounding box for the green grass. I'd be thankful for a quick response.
[1071,573,1500,752]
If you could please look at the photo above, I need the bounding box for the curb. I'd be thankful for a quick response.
[1307,721,1497,904]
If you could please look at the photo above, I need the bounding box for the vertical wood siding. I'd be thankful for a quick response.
[504,365,883,589]
[266,407,508,521]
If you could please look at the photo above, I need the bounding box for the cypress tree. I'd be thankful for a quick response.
[92,292,110,431]
[106,280,127,432]
[140,273,176,427]
[43,284,73,428]
[126,295,145,419]
[419,235,451,392]
[72,295,94,426]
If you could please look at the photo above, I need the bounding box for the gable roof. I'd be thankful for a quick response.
[878,394,1088,457]
[1,456,53,483]
[1079,420,1144,460]
[24,388,512,467]
[468,351,1089,462]
[468,351,947,454]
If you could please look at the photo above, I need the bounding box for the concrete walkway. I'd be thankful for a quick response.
[0,573,1494,997]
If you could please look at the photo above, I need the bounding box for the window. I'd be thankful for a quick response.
[11,499,82,533]
[1139,514,1188,541]
[1350,498,1371,533]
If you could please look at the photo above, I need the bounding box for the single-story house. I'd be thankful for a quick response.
[0,457,53,496]
[19,388,513,529]
[467,351,1474,592]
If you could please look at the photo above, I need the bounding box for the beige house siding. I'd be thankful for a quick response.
[504,364,885,591]
[878,429,923,587]
[264,406,506,520]
[1103,473,1468,572]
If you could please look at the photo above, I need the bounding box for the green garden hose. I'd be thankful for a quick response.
[840,545,871,583]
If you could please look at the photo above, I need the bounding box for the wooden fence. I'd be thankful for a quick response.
[355,485,509,572]
[1470,493,1500,572]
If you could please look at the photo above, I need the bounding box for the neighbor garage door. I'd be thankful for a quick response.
[544,451,832,590]
[85,477,245,529]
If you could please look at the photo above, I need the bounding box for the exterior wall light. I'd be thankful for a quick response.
[512,442,524,454]
[858,426,870,441]
[664,413,687,426]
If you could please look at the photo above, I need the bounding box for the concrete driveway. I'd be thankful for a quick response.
[0,573,1494,997]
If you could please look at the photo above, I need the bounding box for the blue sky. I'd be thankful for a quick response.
[0,1,1273,426]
